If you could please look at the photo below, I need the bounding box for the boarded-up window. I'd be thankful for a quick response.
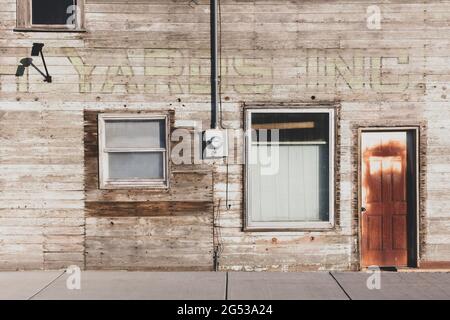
[98,114,169,189]
[245,109,335,230]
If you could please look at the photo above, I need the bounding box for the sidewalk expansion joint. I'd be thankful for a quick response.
[28,270,66,300]
[329,272,352,300]
[225,272,229,300]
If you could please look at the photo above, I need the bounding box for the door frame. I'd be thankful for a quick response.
[357,126,420,269]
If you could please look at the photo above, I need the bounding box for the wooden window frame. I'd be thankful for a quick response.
[244,107,336,231]
[98,113,170,190]
[16,0,85,32]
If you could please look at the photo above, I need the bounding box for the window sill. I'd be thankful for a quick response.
[244,221,335,232]
[100,182,169,191]
[14,28,87,33]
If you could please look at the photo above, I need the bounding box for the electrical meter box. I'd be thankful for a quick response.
[203,129,228,158]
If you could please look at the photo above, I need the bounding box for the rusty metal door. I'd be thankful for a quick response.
[361,131,409,267]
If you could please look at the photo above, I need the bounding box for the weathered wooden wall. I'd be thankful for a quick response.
[0,0,449,270]
[84,110,214,270]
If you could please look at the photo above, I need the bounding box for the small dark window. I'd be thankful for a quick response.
[32,0,76,25]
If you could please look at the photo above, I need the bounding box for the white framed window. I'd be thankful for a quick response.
[98,114,169,189]
[245,108,335,230]
[16,0,85,31]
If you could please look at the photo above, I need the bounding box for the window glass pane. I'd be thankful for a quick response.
[251,112,329,143]
[249,112,330,223]
[32,0,76,25]
[105,119,165,149]
[108,152,164,180]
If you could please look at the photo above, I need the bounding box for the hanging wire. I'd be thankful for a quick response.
[213,0,228,271]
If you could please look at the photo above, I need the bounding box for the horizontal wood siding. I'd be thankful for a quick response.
[0,0,449,270]
[84,110,214,270]
[0,109,84,270]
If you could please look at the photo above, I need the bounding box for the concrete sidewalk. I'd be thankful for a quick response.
[0,271,449,300]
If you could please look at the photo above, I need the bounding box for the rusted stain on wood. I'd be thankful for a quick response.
[361,133,408,267]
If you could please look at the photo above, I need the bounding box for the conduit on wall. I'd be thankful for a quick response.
[210,0,219,129]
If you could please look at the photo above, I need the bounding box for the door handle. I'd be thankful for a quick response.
[361,207,367,214]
